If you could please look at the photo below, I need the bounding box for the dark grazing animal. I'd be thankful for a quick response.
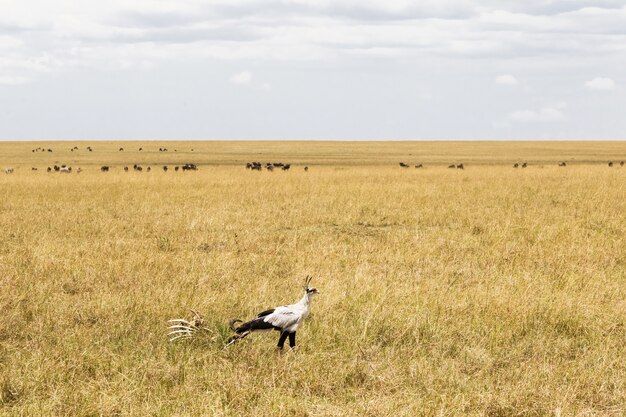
[282,164,291,171]
[456,164,464,169]
[608,161,613,167]
[101,166,110,172]
[399,162,409,168]
[182,163,197,171]
[522,162,528,168]
[163,166,168,171]
[415,164,423,168]
[513,163,519,168]
[559,162,567,167]
[448,164,455,168]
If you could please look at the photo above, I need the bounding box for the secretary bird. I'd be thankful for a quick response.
[168,276,319,350]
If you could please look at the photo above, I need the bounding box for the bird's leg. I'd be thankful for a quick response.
[288,332,296,349]
[277,331,288,350]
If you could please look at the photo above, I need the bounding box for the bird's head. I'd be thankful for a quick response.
[304,275,320,297]
[306,287,319,296]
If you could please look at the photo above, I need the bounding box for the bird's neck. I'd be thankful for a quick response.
[298,292,311,308]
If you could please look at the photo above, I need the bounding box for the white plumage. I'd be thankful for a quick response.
[227,276,319,349]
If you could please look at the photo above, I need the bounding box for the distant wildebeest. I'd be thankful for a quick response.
[139,148,143,151]
[522,162,528,168]
[124,166,129,172]
[76,168,82,173]
[32,167,38,171]
[282,164,291,171]
[182,163,197,171]
[558,162,567,167]
[608,161,613,167]
[47,167,52,172]
[448,164,455,168]
[456,164,464,169]
[399,162,409,168]
[60,166,72,173]
[146,166,151,172]
[119,148,124,151]
[87,146,93,152]
[175,166,179,171]
[513,163,519,168]
[71,148,74,152]
[415,164,423,168]
[4,168,14,174]
[266,164,274,171]
[136,166,143,172]
[101,166,110,172]
[54,165,60,172]
[304,166,309,171]
[163,166,168,171]
[620,161,625,166]
[47,149,52,152]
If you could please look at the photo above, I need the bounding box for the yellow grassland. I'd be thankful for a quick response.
[1,141,625,416]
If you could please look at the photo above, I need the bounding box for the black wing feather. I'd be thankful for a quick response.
[257,309,275,318]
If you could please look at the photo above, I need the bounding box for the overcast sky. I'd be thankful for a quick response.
[1,0,625,140]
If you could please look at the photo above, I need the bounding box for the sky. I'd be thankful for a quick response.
[1,0,625,140]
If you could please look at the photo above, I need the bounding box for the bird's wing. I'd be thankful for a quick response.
[256,309,275,318]
[263,305,300,329]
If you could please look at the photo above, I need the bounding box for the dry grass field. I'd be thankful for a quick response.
[1,141,625,416]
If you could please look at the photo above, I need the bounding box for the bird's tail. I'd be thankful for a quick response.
[229,319,243,332]
[226,317,275,347]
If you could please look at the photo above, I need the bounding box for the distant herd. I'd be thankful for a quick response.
[2,146,625,174]
[246,162,295,171]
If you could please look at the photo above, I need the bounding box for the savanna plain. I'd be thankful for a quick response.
[1,141,625,416]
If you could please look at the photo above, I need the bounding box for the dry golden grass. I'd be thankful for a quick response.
[1,141,625,416]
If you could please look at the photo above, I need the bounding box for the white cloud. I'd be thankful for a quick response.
[508,106,565,123]
[495,74,518,85]
[585,77,616,91]
[0,75,30,85]
[1,1,625,139]
[229,71,252,84]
